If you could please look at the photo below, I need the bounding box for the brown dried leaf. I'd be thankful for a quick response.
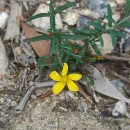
[21,22,50,57]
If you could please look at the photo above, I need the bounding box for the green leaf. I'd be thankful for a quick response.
[91,41,101,55]
[68,27,98,34]
[28,13,49,21]
[104,16,116,25]
[37,55,51,69]
[60,34,86,40]
[55,2,76,14]
[88,21,105,32]
[107,4,113,27]
[117,22,130,28]
[68,27,81,34]
[64,50,83,63]
[110,30,116,47]
[125,0,130,17]
[26,35,50,42]
[80,29,98,34]
[112,30,126,37]
[49,2,56,30]
[98,35,104,47]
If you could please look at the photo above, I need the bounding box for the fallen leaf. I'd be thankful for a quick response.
[92,65,130,104]
[21,22,50,57]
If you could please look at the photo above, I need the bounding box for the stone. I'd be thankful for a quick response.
[77,16,90,29]
[0,38,8,76]
[0,12,9,29]
[89,33,114,55]
[63,12,80,26]
[31,4,63,31]
[82,0,108,17]
[108,0,117,8]
[112,14,120,22]
[116,0,125,5]
[112,101,127,117]
[80,101,88,113]
[111,79,127,96]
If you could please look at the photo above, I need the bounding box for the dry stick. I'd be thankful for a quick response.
[76,82,92,103]
[108,68,130,85]
[37,89,53,99]
[15,81,55,111]
[104,55,130,62]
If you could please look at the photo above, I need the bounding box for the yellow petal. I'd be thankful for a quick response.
[68,74,82,81]
[49,71,62,81]
[62,63,68,77]
[67,80,79,92]
[52,82,65,94]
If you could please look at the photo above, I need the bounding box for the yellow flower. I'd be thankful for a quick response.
[49,63,82,94]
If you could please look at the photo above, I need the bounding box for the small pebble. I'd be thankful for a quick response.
[63,12,80,26]
[111,79,126,96]
[112,101,127,117]
[80,101,88,113]
[122,125,130,130]
[11,101,17,107]
[82,0,108,17]
[0,98,5,104]
[0,12,9,29]
[116,0,125,5]
[77,16,90,29]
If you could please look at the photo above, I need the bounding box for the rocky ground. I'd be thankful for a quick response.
[1,0,130,130]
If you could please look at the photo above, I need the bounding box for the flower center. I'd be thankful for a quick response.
[61,76,68,84]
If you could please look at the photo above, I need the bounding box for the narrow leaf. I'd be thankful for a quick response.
[55,2,76,14]
[64,50,81,58]
[27,35,50,42]
[104,16,116,25]
[80,29,99,34]
[98,36,104,47]
[117,22,130,28]
[107,5,113,27]
[60,34,86,40]
[28,13,49,21]
[49,2,55,30]
[110,30,116,47]
[91,41,101,55]
[112,30,126,37]
[68,27,98,34]
[125,0,130,17]
[68,27,81,34]
[88,21,104,32]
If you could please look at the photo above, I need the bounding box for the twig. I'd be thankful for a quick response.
[37,89,53,99]
[104,55,130,62]
[15,81,55,111]
[108,68,130,85]
[76,82,92,103]
[79,80,99,103]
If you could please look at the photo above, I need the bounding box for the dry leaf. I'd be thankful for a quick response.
[92,65,130,104]
[21,22,50,57]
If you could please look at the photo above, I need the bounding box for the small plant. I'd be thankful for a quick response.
[27,1,130,72]
[28,2,87,71]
